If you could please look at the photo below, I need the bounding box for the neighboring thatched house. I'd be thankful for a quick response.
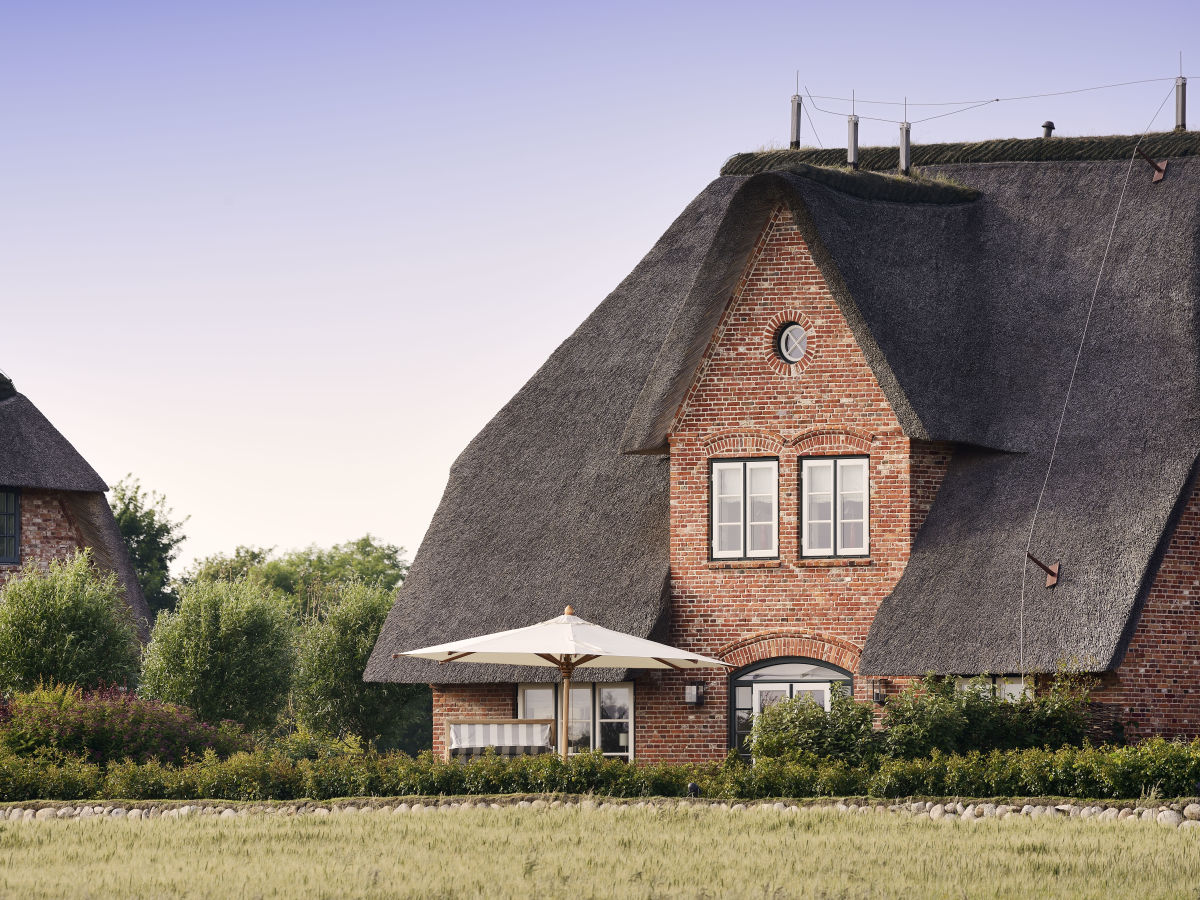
[0,371,149,638]
[367,133,1200,761]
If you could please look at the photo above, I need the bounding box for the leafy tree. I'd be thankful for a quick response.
[0,551,140,691]
[293,580,429,752]
[185,535,408,618]
[139,578,293,731]
[110,477,188,619]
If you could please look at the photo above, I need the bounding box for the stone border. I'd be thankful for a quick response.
[2,797,1199,829]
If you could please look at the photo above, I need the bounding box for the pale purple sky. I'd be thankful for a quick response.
[4,1,1196,570]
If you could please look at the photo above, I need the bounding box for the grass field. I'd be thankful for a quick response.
[1,805,1198,899]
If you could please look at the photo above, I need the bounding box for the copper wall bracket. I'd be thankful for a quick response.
[1135,147,1167,183]
[1026,552,1060,589]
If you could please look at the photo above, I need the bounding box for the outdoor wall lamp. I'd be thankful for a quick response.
[871,679,888,705]
[683,682,706,707]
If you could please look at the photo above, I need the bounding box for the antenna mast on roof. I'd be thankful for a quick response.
[848,90,859,169]
[1177,52,1187,131]
[790,71,803,149]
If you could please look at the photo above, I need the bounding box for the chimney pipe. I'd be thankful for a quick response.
[1177,77,1187,132]
[1042,121,1055,138]
[847,115,860,169]
[898,122,911,176]
[790,94,802,149]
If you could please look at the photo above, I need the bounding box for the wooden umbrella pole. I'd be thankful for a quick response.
[560,660,574,762]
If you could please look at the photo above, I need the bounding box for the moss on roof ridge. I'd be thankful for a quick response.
[722,131,1200,176]
[766,163,980,205]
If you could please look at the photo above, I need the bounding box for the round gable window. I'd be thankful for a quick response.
[776,323,808,364]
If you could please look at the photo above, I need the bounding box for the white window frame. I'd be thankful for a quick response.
[801,456,870,558]
[517,682,634,760]
[954,675,1028,701]
[710,459,779,560]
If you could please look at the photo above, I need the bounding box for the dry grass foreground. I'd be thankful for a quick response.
[2,805,1199,899]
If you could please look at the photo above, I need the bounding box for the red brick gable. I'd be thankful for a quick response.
[623,205,946,761]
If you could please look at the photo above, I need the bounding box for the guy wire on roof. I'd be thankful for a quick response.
[1016,82,1178,679]
[799,75,1187,127]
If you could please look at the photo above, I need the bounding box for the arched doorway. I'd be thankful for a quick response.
[728,657,853,754]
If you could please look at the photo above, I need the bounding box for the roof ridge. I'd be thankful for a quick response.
[722,131,1200,175]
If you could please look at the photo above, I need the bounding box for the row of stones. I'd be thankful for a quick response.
[4,798,1200,827]
[833,800,1200,829]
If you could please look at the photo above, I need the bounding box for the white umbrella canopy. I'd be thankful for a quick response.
[394,606,730,759]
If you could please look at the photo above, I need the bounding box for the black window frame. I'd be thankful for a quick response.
[728,656,854,756]
[707,456,781,562]
[798,454,870,559]
[0,487,19,565]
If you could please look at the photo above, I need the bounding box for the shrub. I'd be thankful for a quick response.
[880,677,966,758]
[0,749,103,802]
[749,685,877,763]
[0,551,141,692]
[881,674,1095,758]
[3,740,1200,802]
[139,578,294,731]
[0,683,250,765]
[293,581,430,751]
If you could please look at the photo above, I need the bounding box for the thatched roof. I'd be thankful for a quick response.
[0,379,150,638]
[368,136,1200,682]
[0,389,107,493]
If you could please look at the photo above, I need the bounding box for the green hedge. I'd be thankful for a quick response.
[4,739,1200,803]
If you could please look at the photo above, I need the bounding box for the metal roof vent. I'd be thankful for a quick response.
[1042,121,1055,138]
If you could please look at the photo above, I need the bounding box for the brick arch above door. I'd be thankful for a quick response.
[717,630,862,674]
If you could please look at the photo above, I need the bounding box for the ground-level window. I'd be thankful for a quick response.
[711,459,779,559]
[0,489,18,564]
[728,658,853,755]
[517,682,633,760]
[954,675,1028,701]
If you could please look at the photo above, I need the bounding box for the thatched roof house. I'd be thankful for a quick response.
[369,133,1200,756]
[0,372,149,637]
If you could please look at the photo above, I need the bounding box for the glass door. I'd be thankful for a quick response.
[791,682,832,711]
[752,683,791,717]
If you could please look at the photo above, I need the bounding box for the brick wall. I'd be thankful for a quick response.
[431,683,516,759]
[0,489,86,589]
[909,442,954,542]
[1095,475,1200,738]
[634,206,935,762]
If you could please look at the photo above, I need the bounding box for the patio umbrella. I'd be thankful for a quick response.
[395,606,730,760]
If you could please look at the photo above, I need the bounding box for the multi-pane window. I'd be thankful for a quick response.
[729,659,853,756]
[711,459,779,559]
[0,489,18,565]
[517,682,634,760]
[800,457,869,557]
